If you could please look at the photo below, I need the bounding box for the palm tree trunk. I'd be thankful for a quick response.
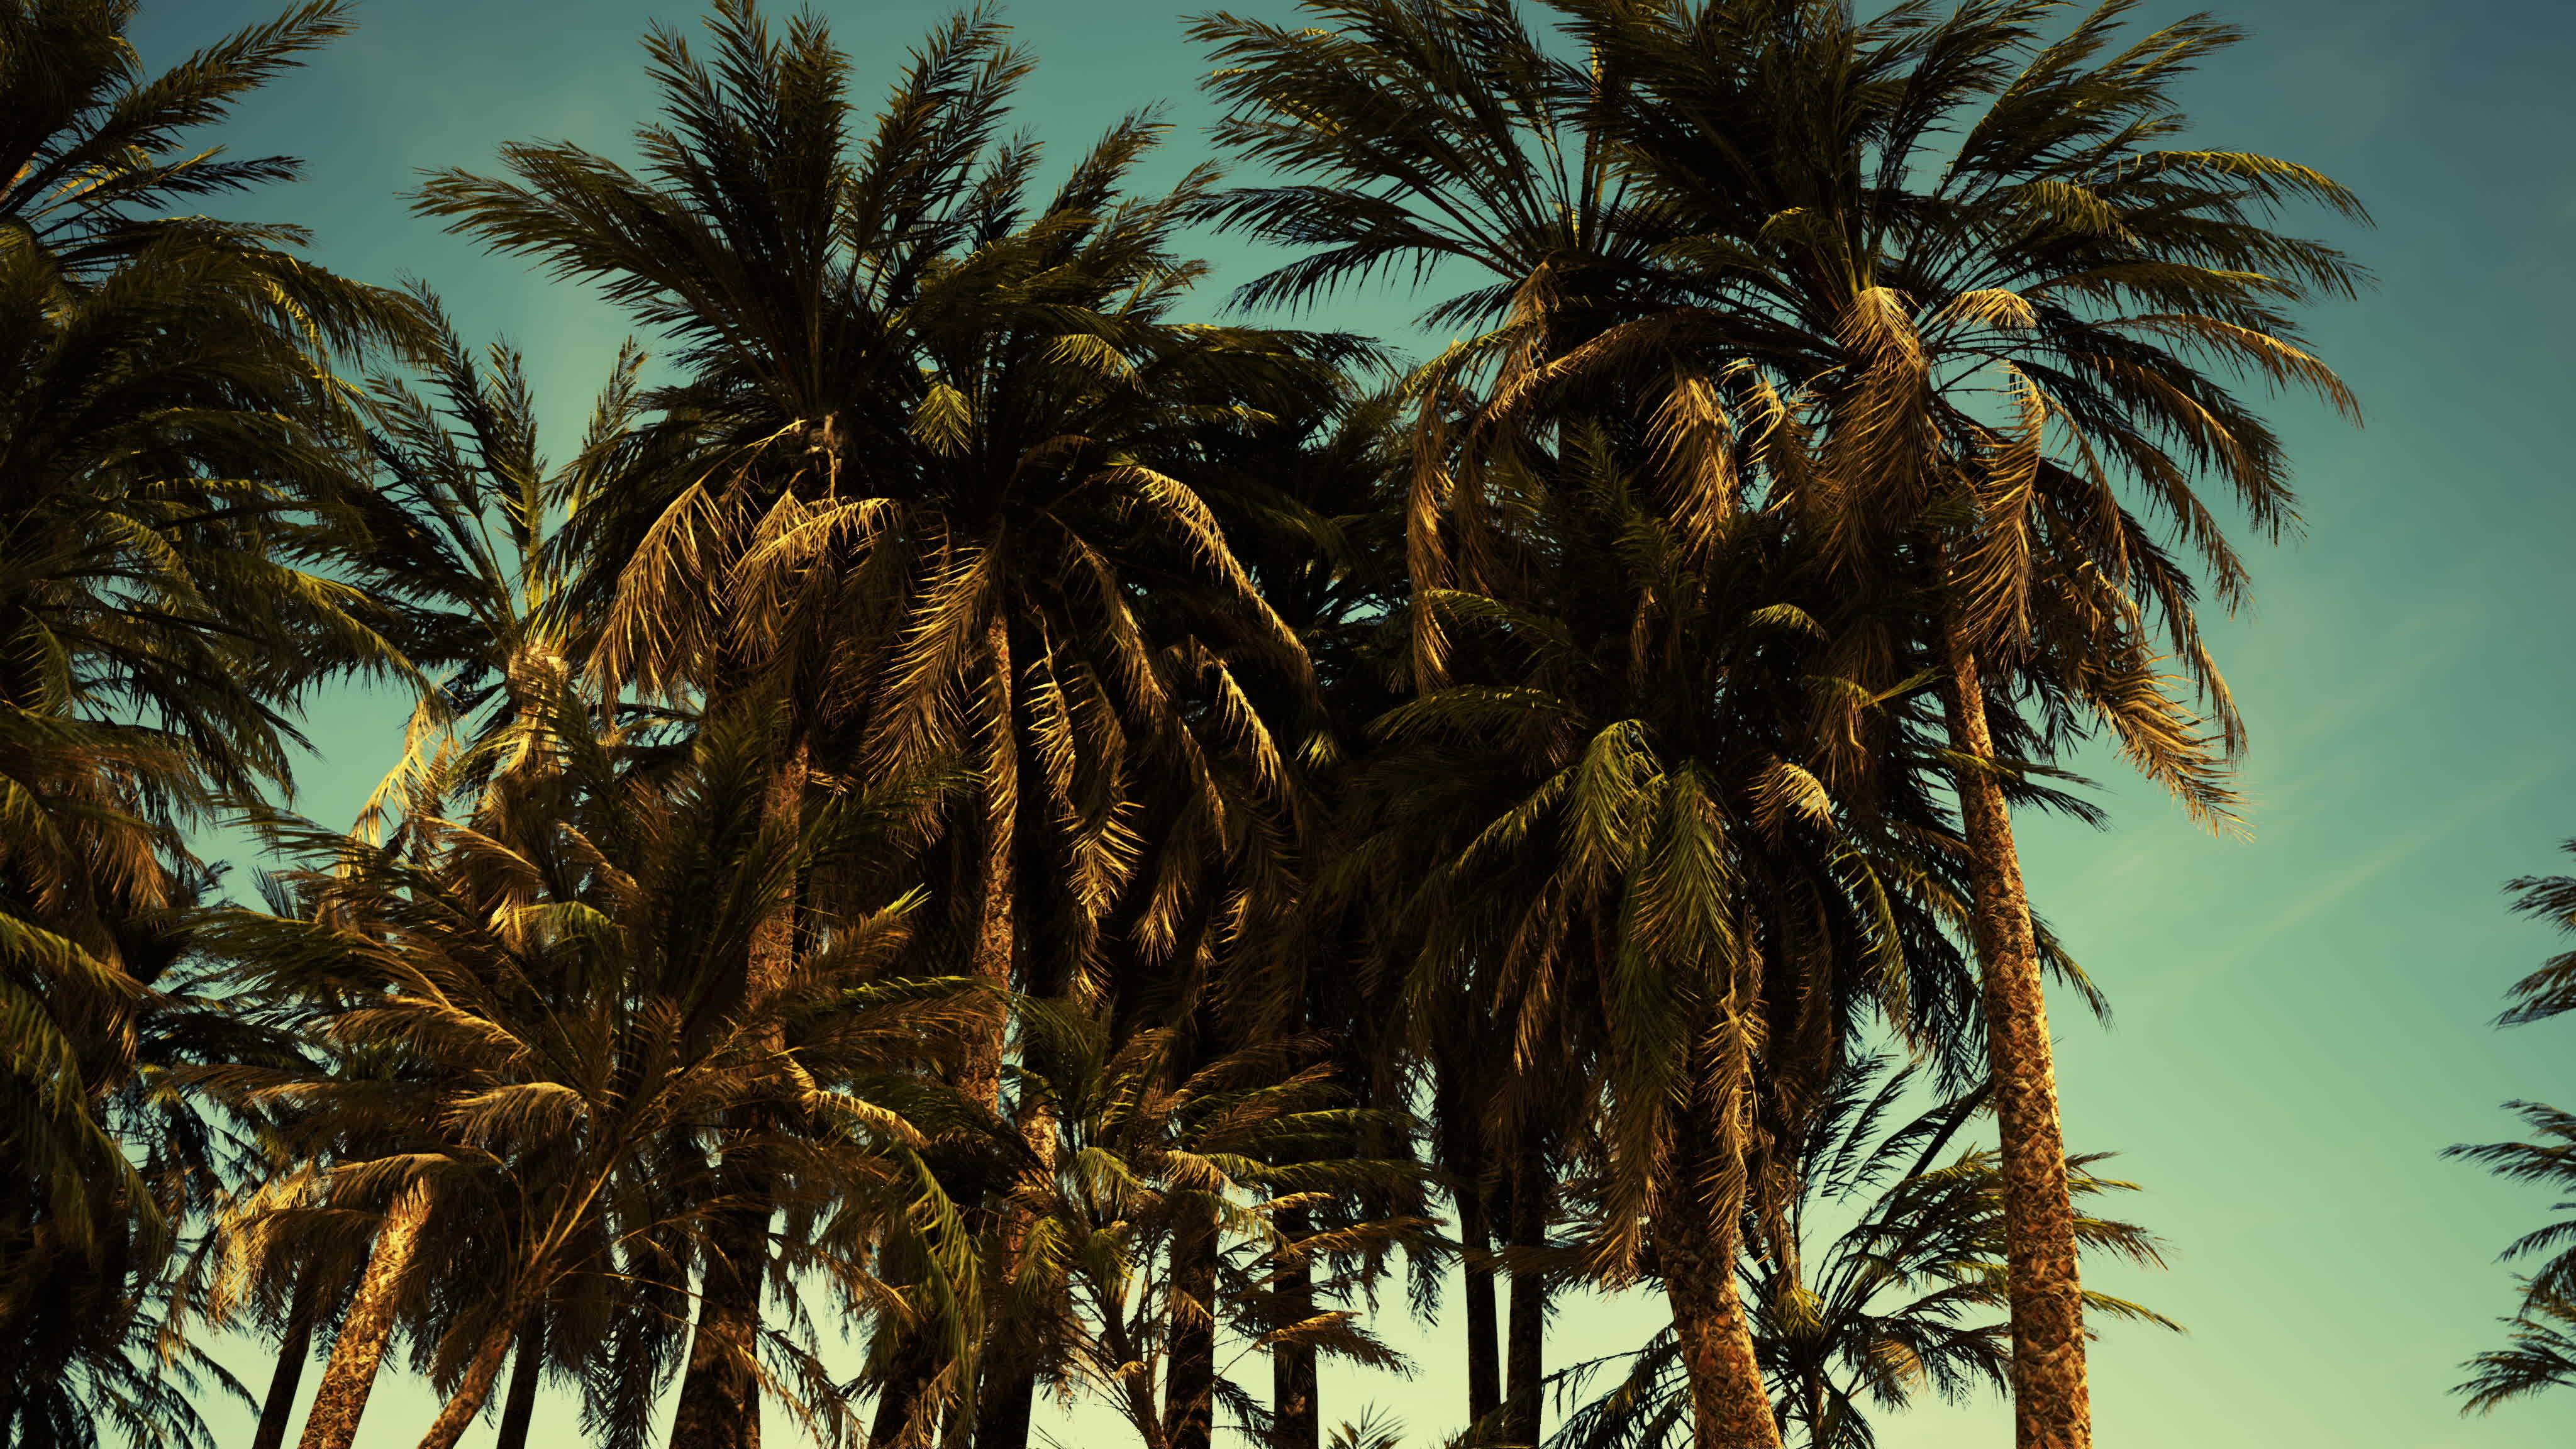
[1164,1201,1220,1449]
[969,892,1056,1443]
[1653,1035,1777,1449]
[1272,1209,1319,1449]
[1503,1172,1546,1448]
[1941,631,2089,1449]
[972,1367,1037,1449]
[971,1089,1059,1449]
[1460,1180,1501,1430]
[867,1238,936,1449]
[1653,1179,1776,1449]
[296,1181,432,1449]
[670,1220,766,1449]
[414,1314,523,1449]
[496,1309,547,1449]
[1660,1243,1776,1449]
[252,1269,323,1449]
[672,738,805,1449]
[962,611,1018,1107]
[868,1346,932,1449]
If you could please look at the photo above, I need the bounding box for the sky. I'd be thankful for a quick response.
[118,0,2576,1445]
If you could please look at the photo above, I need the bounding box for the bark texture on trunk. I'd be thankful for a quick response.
[1658,1225,1777,1449]
[1943,636,2089,1449]
[296,1182,432,1449]
[414,1313,523,1449]
[865,1369,918,1449]
[1459,1183,1501,1431]
[1503,1178,1546,1449]
[671,740,806,1449]
[495,1310,547,1449]
[1653,1032,1779,1449]
[960,610,1018,1108]
[747,739,806,1007]
[252,1269,323,1449]
[1272,1211,1318,1449]
[1163,1202,1219,1449]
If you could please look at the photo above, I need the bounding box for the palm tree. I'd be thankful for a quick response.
[1194,13,2011,1442]
[0,3,414,1441]
[1355,423,1999,1449]
[1537,8,2366,1442]
[341,287,653,824]
[2448,845,2576,1412]
[417,7,1343,1441]
[1191,11,1704,1440]
[1555,1057,2174,1449]
[1007,1017,1417,1449]
[0,853,285,1449]
[2455,1291,2576,1414]
[0,0,418,789]
[205,686,977,1449]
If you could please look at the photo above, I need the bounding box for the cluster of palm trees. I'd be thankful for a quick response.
[0,0,2364,1446]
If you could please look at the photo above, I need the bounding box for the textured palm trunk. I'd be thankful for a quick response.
[1660,1241,1777,1449]
[495,1310,547,1449]
[252,1269,323,1449]
[974,1371,1036,1449]
[672,740,806,1449]
[962,611,1018,1108]
[1272,1208,1319,1449]
[960,609,1035,1448]
[1459,1182,1501,1430]
[972,1088,1060,1449]
[1163,1202,1220,1449]
[1941,635,2089,1449]
[296,1182,432,1449]
[1502,1175,1546,1449]
[1652,1159,1777,1449]
[961,616,1028,1449]
[414,1311,524,1449]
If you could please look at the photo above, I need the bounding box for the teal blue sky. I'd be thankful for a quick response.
[125,0,2576,1445]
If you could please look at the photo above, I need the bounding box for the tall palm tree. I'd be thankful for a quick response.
[1191,9,1679,1438]
[1195,11,1997,1444]
[0,3,414,1441]
[1335,420,1987,1449]
[417,8,1343,1441]
[1555,1057,2174,1449]
[1536,8,2365,1443]
[0,0,418,789]
[1188,387,1418,1449]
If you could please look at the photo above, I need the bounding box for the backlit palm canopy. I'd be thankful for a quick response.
[1,4,416,1444]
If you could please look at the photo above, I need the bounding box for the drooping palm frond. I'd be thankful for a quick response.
[2450,844,2576,1415]
[2456,1288,2576,1415]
